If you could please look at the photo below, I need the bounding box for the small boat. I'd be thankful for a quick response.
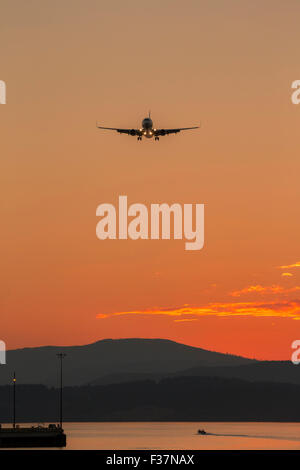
[197,429,207,435]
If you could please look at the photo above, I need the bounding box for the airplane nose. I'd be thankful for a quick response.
[142,118,153,129]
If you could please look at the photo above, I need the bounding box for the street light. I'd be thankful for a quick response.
[13,371,16,429]
[56,353,66,429]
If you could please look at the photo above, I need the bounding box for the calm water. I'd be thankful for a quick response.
[4,422,300,450]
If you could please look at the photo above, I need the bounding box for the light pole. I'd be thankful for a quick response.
[56,353,66,429]
[13,371,16,429]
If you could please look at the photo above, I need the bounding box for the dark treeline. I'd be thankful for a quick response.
[0,376,299,423]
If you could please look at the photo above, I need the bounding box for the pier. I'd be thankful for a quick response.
[0,424,66,448]
[0,355,67,448]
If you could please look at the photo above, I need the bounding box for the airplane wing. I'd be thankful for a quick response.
[96,124,141,136]
[155,126,199,136]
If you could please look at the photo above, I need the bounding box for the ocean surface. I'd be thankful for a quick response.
[3,422,300,450]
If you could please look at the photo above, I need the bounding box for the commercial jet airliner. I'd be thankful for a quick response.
[96,113,200,140]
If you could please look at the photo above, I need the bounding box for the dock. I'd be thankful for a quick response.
[1,357,68,448]
[0,424,66,448]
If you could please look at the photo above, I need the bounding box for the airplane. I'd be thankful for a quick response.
[96,112,200,141]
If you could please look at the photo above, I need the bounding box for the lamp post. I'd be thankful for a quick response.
[13,371,16,429]
[56,353,66,429]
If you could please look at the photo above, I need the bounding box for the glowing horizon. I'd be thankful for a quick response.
[1,1,300,361]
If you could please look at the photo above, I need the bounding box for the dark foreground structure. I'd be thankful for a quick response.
[0,424,66,448]
[1,376,300,422]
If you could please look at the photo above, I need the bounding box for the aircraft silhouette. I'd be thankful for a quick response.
[97,112,200,141]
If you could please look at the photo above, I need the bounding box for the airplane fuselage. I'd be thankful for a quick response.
[141,117,155,138]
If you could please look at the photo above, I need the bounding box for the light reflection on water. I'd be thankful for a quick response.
[6,422,299,450]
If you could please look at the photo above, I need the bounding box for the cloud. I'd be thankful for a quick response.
[281,272,293,277]
[174,318,198,322]
[278,261,300,269]
[97,299,300,321]
[97,313,109,319]
[230,284,300,297]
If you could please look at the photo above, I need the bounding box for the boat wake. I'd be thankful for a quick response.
[196,432,300,441]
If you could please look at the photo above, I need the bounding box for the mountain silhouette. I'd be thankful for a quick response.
[168,361,300,385]
[1,338,253,387]
[1,377,300,422]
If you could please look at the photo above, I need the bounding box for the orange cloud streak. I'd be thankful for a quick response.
[279,261,300,269]
[97,300,300,321]
[230,284,300,297]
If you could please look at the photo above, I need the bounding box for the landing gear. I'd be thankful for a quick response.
[137,136,142,141]
[155,136,159,141]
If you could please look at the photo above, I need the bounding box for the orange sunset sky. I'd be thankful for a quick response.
[1,1,300,359]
